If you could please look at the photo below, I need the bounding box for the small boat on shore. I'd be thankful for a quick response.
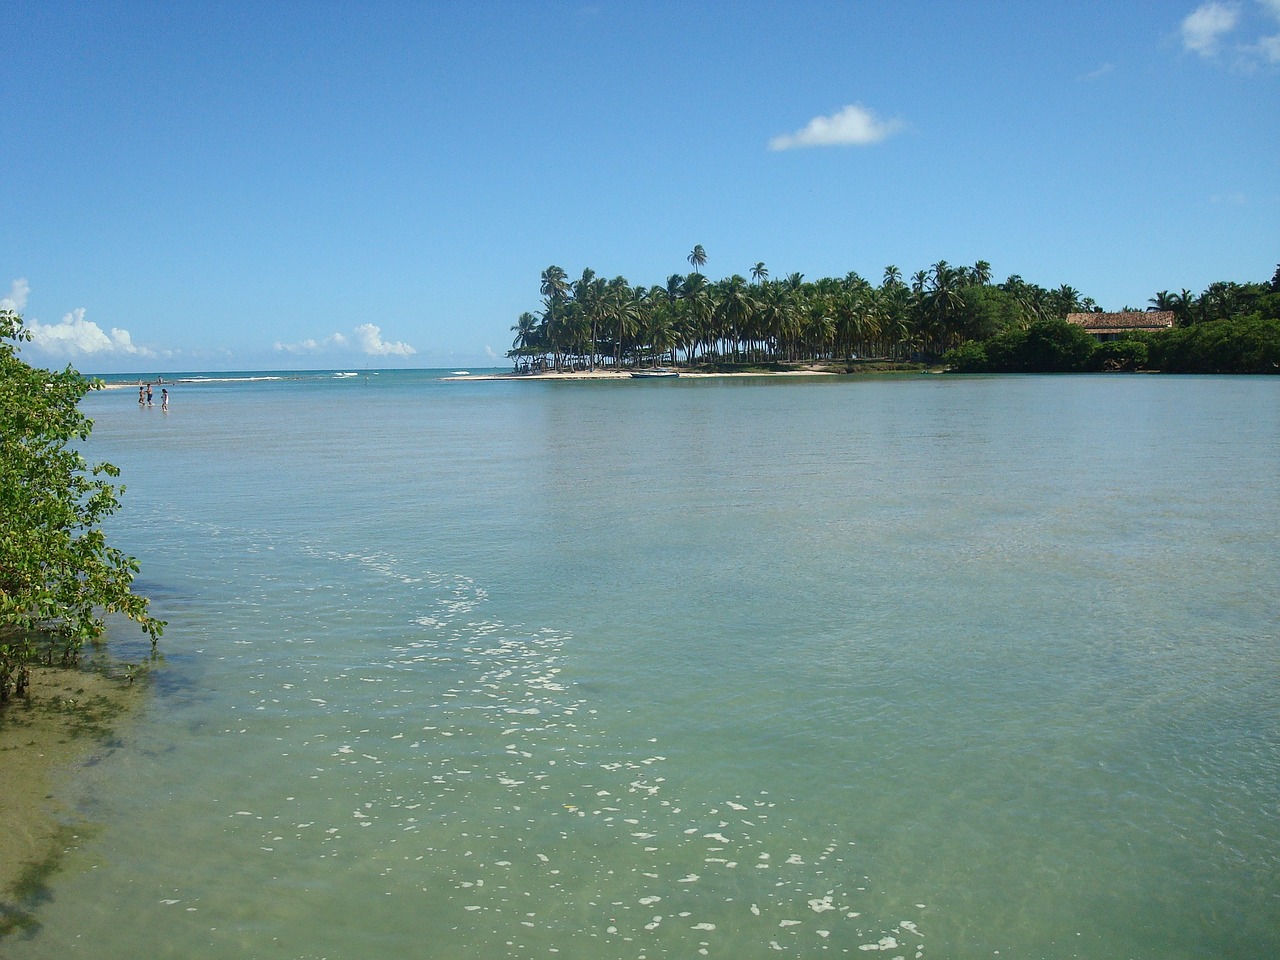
[630,368,680,379]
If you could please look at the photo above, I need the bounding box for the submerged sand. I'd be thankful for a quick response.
[0,666,143,913]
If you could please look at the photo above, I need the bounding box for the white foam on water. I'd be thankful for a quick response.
[214,539,932,957]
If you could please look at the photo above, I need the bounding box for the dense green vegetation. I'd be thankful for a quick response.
[948,315,1280,375]
[509,250,1280,374]
[0,310,162,701]
[1142,315,1280,374]
[511,252,1096,370]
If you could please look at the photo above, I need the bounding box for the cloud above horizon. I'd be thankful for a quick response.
[5,278,160,362]
[275,332,349,354]
[768,104,904,151]
[1181,1,1280,65]
[276,323,416,358]
[26,308,157,359]
[1,278,31,312]
[355,323,416,357]
[1078,62,1116,81]
[1182,2,1240,55]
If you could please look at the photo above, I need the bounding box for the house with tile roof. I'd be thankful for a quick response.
[1066,311,1176,341]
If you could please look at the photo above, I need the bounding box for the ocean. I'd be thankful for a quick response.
[7,369,1279,959]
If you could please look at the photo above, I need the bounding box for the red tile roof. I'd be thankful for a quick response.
[1066,311,1176,333]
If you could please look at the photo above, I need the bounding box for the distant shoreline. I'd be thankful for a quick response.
[444,366,845,381]
[90,362,933,389]
[92,367,852,388]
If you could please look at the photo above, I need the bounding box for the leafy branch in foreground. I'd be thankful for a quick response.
[0,308,163,701]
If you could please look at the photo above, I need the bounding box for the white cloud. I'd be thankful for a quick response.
[1,278,30,312]
[1182,2,1240,55]
[26,308,156,359]
[274,332,349,354]
[355,323,416,357]
[1250,0,1280,61]
[1078,62,1115,81]
[275,325,415,358]
[1245,31,1280,60]
[768,104,904,151]
[1179,1,1280,65]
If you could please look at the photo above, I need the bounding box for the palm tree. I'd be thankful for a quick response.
[665,274,684,305]
[755,282,789,361]
[572,268,602,369]
[1050,284,1082,319]
[557,301,590,369]
[642,285,678,367]
[680,272,713,361]
[751,261,768,285]
[541,265,568,303]
[687,244,708,275]
[539,266,569,365]
[607,276,643,368]
[775,280,807,360]
[714,275,756,361]
[1170,288,1196,325]
[875,277,911,357]
[510,312,539,365]
[921,261,966,353]
[839,272,873,358]
[804,308,836,360]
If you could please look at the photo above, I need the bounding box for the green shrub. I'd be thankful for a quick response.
[1092,339,1148,371]
[1146,317,1280,373]
[943,340,989,372]
[1,310,162,700]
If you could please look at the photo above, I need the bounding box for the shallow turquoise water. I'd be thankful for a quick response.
[7,371,1279,959]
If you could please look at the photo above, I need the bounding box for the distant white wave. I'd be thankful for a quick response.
[176,375,288,383]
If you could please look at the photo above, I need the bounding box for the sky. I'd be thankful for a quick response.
[3,0,1278,372]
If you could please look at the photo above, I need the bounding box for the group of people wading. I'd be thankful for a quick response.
[138,380,169,412]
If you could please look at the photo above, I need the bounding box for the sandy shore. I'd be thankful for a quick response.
[96,378,175,390]
[94,366,864,387]
[0,666,143,923]
[445,366,842,381]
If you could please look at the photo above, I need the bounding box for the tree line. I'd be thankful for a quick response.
[948,268,1280,374]
[511,249,1100,370]
[1,309,162,701]
[510,248,1280,374]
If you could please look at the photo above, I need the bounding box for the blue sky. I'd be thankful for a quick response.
[3,1,1278,372]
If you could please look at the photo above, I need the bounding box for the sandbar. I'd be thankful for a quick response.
[445,366,843,381]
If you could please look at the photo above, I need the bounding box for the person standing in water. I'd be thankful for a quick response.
[139,384,145,406]
[161,388,169,412]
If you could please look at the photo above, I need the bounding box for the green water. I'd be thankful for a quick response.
[5,371,1278,958]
